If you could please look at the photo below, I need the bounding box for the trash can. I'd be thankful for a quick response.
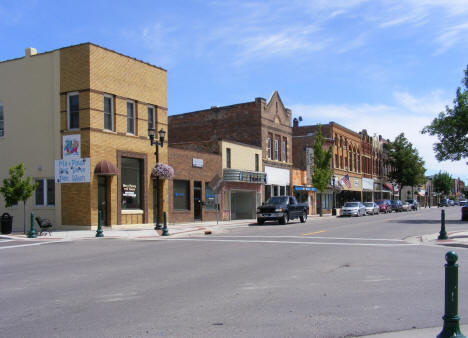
[1,213,13,234]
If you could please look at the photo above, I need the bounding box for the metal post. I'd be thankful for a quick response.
[27,212,36,238]
[438,251,465,338]
[162,211,169,236]
[155,145,162,231]
[439,209,448,240]
[332,178,336,216]
[96,209,104,237]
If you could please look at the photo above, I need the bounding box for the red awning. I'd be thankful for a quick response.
[94,160,119,176]
[383,183,393,191]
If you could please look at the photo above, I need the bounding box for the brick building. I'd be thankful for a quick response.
[169,91,292,204]
[0,43,168,230]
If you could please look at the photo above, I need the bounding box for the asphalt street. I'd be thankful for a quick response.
[0,206,466,337]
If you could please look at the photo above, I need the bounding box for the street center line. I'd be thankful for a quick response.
[0,241,60,250]
[206,235,407,242]
[303,231,326,236]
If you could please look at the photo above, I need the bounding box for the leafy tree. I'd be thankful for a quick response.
[385,133,426,199]
[422,65,468,162]
[432,171,452,197]
[0,163,38,234]
[311,125,333,217]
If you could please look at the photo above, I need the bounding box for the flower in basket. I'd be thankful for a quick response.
[151,163,174,179]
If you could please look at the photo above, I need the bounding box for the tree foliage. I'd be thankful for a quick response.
[385,133,426,198]
[422,65,468,162]
[432,171,452,196]
[311,125,333,216]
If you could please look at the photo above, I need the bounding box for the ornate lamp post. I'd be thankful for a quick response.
[148,127,166,231]
[332,175,336,216]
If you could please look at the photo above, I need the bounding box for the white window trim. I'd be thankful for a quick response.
[104,94,114,131]
[67,92,79,130]
[127,100,136,135]
[274,139,279,161]
[267,137,272,159]
[35,178,55,207]
[148,105,155,130]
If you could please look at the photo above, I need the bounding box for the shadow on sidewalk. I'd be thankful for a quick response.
[387,219,465,225]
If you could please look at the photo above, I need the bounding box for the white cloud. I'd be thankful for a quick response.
[291,90,467,182]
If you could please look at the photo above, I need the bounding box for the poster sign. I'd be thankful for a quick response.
[192,158,204,168]
[55,158,90,183]
[122,184,137,197]
[63,134,81,159]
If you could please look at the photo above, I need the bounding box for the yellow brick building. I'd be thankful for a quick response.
[0,43,168,230]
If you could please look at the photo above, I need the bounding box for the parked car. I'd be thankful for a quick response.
[390,200,403,212]
[363,202,379,215]
[460,199,467,206]
[402,202,412,211]
[449,199,455,206]
[257,196,308,225]
[341,202,366,217]
[375,200,392,213]
[440,199,450,207]
[462,203,468,221]
[406,199,419,210]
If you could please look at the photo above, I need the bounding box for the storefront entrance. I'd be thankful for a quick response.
[98,176,108,226]
[194,181,202,220]
[230,190,256,220]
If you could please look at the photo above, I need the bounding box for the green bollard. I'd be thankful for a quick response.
[438,251,465,338]
[438,209,448,240]
[27,213,37,238]
[96,209,104,238]
[162,212,169,236]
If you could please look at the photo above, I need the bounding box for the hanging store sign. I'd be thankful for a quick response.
[55,158,90,183]
[362,178,374,190]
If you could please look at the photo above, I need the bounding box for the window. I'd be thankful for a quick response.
[104,95,114,131]
[67,92,79,130]
[282,138,287,162]
[127,100,135,134]
[174,180,190,210]
[0,101,3,137]
[255,154,259,172]
[148,105,155,131]
[35,179,55,206]
[205,183,216,210]
[335,154,338,168]
[121,157,142,209]
[274,139,279,160]
[226,148,231,168]
[267,135,272,159]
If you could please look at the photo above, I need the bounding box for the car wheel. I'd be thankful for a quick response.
[279,213,288,225]
[257,219,264,225]
[300,211,307,223]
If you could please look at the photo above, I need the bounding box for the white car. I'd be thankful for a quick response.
[402,202,412,211]
[341,202,366,217]
[363,202,379,215]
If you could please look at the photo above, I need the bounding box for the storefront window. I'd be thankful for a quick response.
[174,180,190,210]
[205,183,216,210]
[265,185,271,200]
[121,157,142,209]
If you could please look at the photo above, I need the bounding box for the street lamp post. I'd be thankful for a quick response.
[148,127,166,231]
[332,175,336,216]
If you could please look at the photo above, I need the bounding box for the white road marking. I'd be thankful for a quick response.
[0,239,13,243]
[166,238,418,247]
[0,241,60,250]
[203,235,407,242]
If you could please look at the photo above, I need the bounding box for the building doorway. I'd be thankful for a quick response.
[230,190,257,220]
[194,181,202,220]
[98,176,108,226]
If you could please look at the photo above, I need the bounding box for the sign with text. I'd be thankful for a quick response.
[55,158,90,183]
[192,158,204,168]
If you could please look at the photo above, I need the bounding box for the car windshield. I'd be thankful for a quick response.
[375,200,385,205]
[266,196,288,204]
[364,202,374,207]
[344,202,359,207]
[406,200,413,203]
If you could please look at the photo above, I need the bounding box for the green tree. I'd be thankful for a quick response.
[432,171,452,197]
[422,65,468,162]
[0,163,38,234]
[385,133,426,199]
[311,125,333,217]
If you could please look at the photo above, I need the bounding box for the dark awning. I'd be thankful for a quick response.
[94,160,119,176]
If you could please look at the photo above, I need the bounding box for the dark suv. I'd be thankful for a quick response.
[375,200,392,213]
[391,200,403,212]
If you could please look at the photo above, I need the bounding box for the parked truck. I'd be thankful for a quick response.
[256,196,308,225]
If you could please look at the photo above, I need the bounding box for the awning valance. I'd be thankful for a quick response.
[383,183,393,191]
[94,160,119,176]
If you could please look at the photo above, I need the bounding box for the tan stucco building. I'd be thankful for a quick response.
[0,43,168,231]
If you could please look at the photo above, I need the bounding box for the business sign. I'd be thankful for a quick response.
[55,158,90,183]
[122,184,137,197]
[192,158,204,168]
[294,186,317,192]
[362,178,374,190]
[62,134,81,159]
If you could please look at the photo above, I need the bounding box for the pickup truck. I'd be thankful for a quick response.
[256,196,308,225]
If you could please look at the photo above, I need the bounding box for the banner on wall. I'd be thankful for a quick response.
[62,134,81,159]
[55,158,90,183]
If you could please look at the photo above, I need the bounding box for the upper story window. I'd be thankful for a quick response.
[148,105,155,131]
[255,154,259,171]
[273,139,279,160]
[35,179,55,206]
[67,92,79,130]
[0,101,4,137]
[282,138,287,162]
[226,148,231,168]
[335,154,338,168]
[127,100,136,135]
[104,95,114,131]
[267,134,272,159]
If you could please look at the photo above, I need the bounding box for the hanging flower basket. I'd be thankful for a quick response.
[151,163,174,179]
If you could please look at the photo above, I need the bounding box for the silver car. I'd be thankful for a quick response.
[341,202,366,217]
[363,202,379,215]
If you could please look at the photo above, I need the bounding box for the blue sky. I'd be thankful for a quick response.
[1,0,467,183]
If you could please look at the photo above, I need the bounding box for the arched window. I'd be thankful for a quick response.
[0,101,3,137]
